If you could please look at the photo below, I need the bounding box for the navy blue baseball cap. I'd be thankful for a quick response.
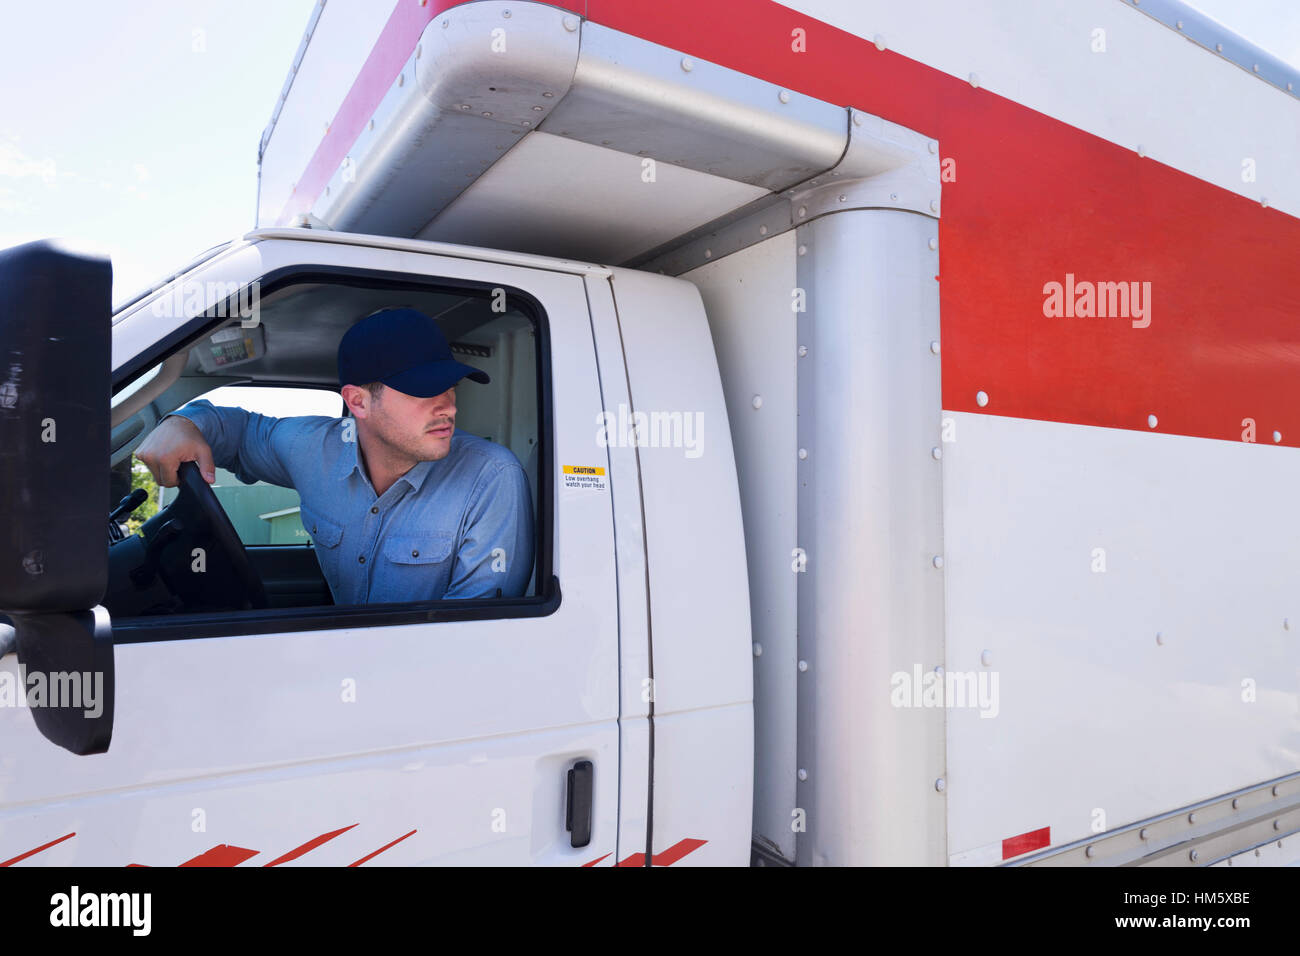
[337,307,489,397]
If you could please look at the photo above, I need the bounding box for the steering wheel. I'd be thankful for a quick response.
[175,460,269,610]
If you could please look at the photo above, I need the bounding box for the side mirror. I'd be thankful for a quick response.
[0,240,115,754]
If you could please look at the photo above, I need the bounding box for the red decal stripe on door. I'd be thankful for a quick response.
[614,837,709,867]
[1002,827,1051,860]
[348,828,417,867]
[0,831,75,867]
[263,824,359,867]
[652,837,707,865]
[179,844,260,867]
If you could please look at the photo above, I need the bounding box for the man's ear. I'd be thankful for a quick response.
[341,384,369,419]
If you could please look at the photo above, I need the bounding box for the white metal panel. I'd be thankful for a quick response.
[793,209,946,866]
[257,0,399,227]
[3,237,623,865]
[540,21,848,191]
[111,227,617,360]
[419,132,767,264]
[605,266,753,716]
[649,704,753,864]
[612,720,651,865]
[314,2,583,238]
[604,264,753,857]
[942,411,1300,860]
[781,0,1300,220]
[243,227,614,277]
[681,232,799,863]
[583,273,653,862]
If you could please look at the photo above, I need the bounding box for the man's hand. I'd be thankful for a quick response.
[134,415,217,487]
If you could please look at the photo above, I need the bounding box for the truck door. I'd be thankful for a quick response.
[0,231,629,866]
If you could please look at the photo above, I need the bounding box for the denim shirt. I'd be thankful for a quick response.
[168,400,535,604]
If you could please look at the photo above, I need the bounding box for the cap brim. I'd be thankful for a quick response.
[381,359,489,398]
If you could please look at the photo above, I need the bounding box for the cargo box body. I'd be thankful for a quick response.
[257,0,1300,866]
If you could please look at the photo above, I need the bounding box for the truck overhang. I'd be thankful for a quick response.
[256,0,940,272]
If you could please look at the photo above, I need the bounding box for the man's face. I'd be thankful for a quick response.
[352,384,457,463]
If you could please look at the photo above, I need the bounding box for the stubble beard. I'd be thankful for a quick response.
[374,406,454,465]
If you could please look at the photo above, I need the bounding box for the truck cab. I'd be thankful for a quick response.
[0,229,752,866]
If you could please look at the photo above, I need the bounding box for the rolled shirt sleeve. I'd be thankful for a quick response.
[166,399,301,488]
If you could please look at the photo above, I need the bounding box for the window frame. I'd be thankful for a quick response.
[111,264,560,644]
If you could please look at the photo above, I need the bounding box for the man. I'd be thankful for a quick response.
[135,307,534,604]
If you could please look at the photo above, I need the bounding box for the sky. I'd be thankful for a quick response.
[0,0,316,307]
[1,0,1297,309]
[1189,0,1300,65]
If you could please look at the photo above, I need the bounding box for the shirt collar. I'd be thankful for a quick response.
[336,429,364,484]
[334,425,442,493]
[398,458,436,493]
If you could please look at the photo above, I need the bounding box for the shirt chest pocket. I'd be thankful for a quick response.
[378,531,457,600]
[301,508,343,549]
[382,532,455,566]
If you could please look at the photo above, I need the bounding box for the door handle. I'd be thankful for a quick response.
[566,759,593,848]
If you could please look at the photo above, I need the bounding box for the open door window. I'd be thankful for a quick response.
[108,239,551,632]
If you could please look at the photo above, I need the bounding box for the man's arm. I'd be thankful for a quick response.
[442,460,535,600]
[138,399,301,488]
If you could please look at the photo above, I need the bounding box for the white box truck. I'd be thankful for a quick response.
[1,0,1298,867]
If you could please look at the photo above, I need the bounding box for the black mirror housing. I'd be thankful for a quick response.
[9,608,115,755]
[0,240,111,610]
[0,240,115,755]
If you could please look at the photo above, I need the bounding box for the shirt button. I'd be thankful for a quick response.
[370,506,378,514]
[411,549,419,558]
[358,555,366,564]
[312,525,317,533]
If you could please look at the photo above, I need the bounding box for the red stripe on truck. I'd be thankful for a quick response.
[0,831,75,866]
[9,825,417,866]
[263,823,359,866]
[1002,827,1051,860]
[586,0,1300,446]
[179,844,260,867]
[650,837,708,865]
[276,0,585,228]
[347,828,418,867]
[281,0,1300,445]
[609,837,708,866]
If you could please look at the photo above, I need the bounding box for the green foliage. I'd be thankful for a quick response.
[127,458,160,536]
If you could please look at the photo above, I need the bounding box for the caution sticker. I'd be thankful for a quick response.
[562,464,607,491]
